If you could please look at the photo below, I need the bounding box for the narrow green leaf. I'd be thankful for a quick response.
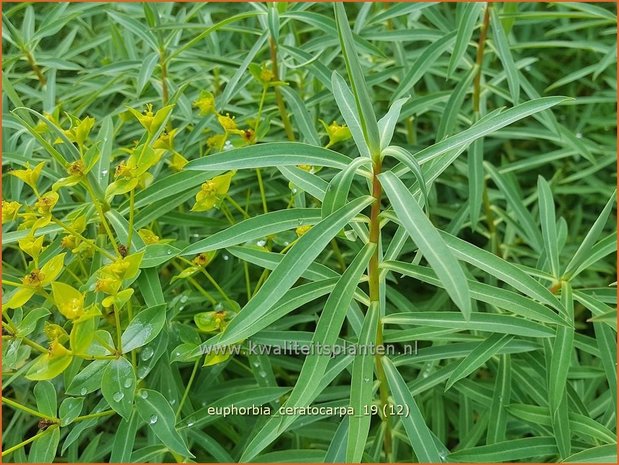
[346,303,379,461]
[378,97,408,150]
[110,411,139,463]
[182,209,323,256]
[379,171,471,318]
[564,189,616,278]
[382,356,444,462]
[563,444,617,463]
[381,260,566,325]
[322,157,370,218]
[135,389,194,458]
[334,3,380,155]
[446,334,512,390]
[448,437,557,462]
[448,3,483,77]
[486,354,511,444]
[383,312,554,338]
[331,71,370,158]
[549,282,574,414]
[381,146,428,207]
[490,8,520,103]
[538,176,560,277]
[392,31,457,101]
[439,231,562,312]
[415,97,569,166]
[280,86,321,146]
[185,142,352,171]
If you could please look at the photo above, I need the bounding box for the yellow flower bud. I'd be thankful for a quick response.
[320,120,352,147]
[138,228,160,244]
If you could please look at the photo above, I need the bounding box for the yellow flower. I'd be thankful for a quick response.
[67,160,86,176]
[192,172,235,212]
[320,120,352,147]
[260,66,275,83]
[153,129,176,151]
[4,254,66,309]
[35,191,59,216]
[52,282,85,320]
[137,104,154,131]
[296,225,312,237]
[2,200,21,224]
[193,91,216,115]
[217,113,238,132]
[9,161,45,193]
[61,234,78,250]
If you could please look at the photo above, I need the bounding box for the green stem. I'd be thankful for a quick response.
[368,157,393,462]
[73,409,116,422]
[2,426,57,458]
[269,38,295,141]
[2,397,58,422]
[24,49,46,86]
[127,188,136,252]
[113,304,123,354]
[176,357,201,419]
[83,181,121,257]
[473,4,492,114]
[51,218,116,261]
[225,194,250,219]
[255,169,268,214]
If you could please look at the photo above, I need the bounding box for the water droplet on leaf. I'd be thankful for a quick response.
[113,392,124,402]
[149,415,158,424]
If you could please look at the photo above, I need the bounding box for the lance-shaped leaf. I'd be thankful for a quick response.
[379,171,471,318]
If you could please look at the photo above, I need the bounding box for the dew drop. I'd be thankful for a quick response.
[180,295,188,304]
[80,388,88,396]
[283,241,289,246]
[140,390,149,399]
[214,302,224,311]
[576,132,583,139]
[123,378,133,388]
[170,399,176,405]
[149,414,158,424]
[223,255,229,261]
[297,219,303,225]
[186,420,195,427]
[258,370,267,378]
[256,239,266,247]
[291,188,298,194]
[363,377,370,383]
[101,169,108,176]
[113,391,125,402]
[141,347,154,361]
[252,361,260,368]
[166,250,172,255]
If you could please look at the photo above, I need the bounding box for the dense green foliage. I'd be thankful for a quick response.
[2,2,617,463]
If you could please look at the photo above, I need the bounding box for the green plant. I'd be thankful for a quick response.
[2,2,616,463]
